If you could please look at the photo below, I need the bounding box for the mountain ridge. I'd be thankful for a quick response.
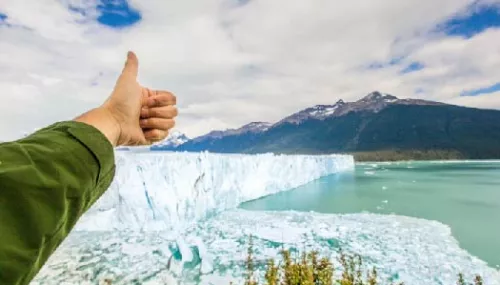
[154,92,500,160]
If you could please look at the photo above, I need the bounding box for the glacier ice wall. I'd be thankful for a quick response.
[75,152,354,231]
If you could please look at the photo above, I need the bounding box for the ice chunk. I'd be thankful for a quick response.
[193,238,213,274]
[176,238,193,263]
[186,210,500,285]
[75,152,353,231]
[34,210,500,285]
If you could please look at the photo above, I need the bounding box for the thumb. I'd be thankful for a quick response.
[121,51,139,79]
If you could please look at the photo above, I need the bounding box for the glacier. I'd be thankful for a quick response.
[75,151,354,231]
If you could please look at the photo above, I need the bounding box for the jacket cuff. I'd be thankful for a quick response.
[53,121,115,179]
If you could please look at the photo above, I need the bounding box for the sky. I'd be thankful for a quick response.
[0,0,500,140]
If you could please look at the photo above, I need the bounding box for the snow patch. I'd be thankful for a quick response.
[152,130,189,148]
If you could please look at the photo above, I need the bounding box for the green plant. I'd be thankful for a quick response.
[234,236,484,285]
[474,275,483,285]
[245,235,258,285]
[458,273,466,285]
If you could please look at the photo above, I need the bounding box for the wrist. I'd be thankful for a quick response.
[74,107,121,147]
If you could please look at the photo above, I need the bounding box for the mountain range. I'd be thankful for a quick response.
[151,91,500,161]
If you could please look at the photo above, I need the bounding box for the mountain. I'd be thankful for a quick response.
[158,92,500,160]
[276,100,346,125]
[173,122,271,152]
[151,130,189,150]
[277,92,444,126]
[192,122,271,142]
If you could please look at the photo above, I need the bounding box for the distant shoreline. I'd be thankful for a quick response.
[351,149,500,162]
[128,147,500,162]
[352,149,464,162]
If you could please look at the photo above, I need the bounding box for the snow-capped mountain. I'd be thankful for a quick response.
[163,91,421,149]
[191,122,271,143]
[152,130,189,148]
[277,100,346,125]
[239,122,273,133]
[335,91,444,116]
[152,122,272,152]
[166,91,500,159]
[278,91,443,125]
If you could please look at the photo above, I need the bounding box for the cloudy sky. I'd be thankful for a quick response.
[0,0,499,140]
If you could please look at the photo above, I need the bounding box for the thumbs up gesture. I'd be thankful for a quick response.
[78,51,177,147]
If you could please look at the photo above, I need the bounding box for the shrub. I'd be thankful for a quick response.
[235,236,484,285]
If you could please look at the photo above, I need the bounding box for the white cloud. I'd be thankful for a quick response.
[0,0,499,140]
[449,91,500,109]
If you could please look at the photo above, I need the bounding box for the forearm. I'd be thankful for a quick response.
[0,122,115,285]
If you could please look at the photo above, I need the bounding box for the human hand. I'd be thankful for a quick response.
[76,51,177,146]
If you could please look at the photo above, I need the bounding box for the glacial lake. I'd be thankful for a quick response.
[241,161,500,267]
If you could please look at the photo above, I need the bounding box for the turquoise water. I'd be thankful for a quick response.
[240,161,500,267]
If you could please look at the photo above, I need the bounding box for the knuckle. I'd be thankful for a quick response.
[147,129,159,139]
[150,108,159,117]
[154,98,161,106]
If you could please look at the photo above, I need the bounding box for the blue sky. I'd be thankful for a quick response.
[439,3,500,96]
[441,3,500,97]
[0,12,7,24]
[0,0,499,139]
[401,62,425,74]
[462,82,500,96]
[95,0,141,28]
[439,4,500,38]
[91,1,500,37]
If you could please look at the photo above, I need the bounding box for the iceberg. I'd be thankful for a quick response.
[75,152,354,231]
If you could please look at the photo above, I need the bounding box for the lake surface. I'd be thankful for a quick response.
[241,161,500,267]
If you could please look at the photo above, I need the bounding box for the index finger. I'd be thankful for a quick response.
[147,91,177,107]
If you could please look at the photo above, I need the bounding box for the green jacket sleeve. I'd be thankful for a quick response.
[0,121,116,285]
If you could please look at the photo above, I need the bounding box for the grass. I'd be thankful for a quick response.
[236,235,485,285]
